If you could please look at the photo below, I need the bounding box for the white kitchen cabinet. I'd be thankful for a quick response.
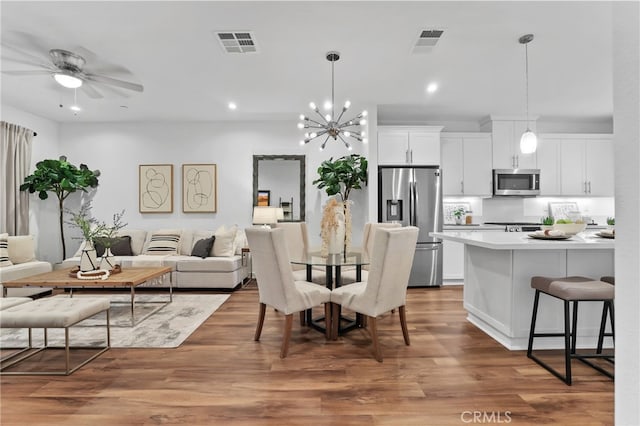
[491,120,537,169]
[443,240,464,281]
[441,133,493,196]
[378,126,442,165]
[536,137,562,195]
[559,135,614,196]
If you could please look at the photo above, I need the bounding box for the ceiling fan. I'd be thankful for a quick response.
[2,47,144,98]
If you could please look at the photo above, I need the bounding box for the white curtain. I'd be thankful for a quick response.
[1,121,34,235]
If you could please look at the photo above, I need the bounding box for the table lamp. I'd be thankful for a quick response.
[253,206,278,228]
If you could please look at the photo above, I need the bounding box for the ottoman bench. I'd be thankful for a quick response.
[0,297,111,375]
[0,297,33,310]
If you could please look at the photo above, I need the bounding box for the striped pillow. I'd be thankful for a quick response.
[0,233,13,267]
[144,232,181,255]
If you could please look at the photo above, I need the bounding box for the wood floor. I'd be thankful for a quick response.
[0,284,613,425]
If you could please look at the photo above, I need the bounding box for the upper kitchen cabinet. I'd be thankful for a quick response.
[491,120,537,169]
[441,133,493,196]
[559,135,614,196]
[378,126,443,165]
[536,137,562,195]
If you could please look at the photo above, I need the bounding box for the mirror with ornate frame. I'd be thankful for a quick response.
[253,155,305,222]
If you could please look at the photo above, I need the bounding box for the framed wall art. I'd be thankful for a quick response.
[257,190,270,207]
[139,164,173,213]
[182,164,217,213]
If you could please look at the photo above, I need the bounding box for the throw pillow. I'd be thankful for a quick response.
[0,233,12,267]
[213,226,237,257]
[191,236,215,259]
[7,235,36,264]
[95,236,133,257]
[144,232,181,255]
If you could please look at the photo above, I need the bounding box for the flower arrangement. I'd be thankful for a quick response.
[320,198,345,255]
[66,202,127,246]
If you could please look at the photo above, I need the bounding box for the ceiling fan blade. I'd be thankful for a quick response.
[1,43,51,69]
[80,81,103,99]
[2,69,52,76]
[83,73,143,92]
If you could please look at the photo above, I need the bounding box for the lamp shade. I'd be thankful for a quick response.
[520,129,538,154]
[253,206,278,226]
[54,72,83,89]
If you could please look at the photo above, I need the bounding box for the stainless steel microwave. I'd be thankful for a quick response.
[493,169,540,196]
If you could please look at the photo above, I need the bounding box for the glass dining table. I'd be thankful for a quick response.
[290,250,368,336]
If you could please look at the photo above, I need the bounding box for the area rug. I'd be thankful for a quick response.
[0,294,229,348]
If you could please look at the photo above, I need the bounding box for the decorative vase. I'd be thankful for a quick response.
[327,205,346,254]
[455,216,463,225]
[80,240,99,272]
[100,247,116,271]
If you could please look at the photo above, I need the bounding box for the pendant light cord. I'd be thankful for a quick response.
[331,59,335,120]
[525,42,530,127]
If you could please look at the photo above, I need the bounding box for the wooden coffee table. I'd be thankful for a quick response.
[2,266,173,314]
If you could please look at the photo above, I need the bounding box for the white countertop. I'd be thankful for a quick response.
[431,230,615,250]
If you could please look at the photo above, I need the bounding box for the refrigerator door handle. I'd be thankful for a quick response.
[411,181,418,227]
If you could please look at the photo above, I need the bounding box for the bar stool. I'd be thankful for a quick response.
[598,276,615,354]
[527,276,614,385]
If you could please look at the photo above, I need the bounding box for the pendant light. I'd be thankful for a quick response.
[519,34,537,154]
[298,51,368,151]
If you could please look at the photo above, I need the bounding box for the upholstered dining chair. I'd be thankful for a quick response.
[245,227,332,358]
[341,222,402,284]
[330,226,419,362]
[274,222,326,284]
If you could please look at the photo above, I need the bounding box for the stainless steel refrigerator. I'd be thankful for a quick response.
[378,166,443,287]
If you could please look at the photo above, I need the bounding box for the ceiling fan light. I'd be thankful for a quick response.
[53,73,82,88]
[520,130,538,154]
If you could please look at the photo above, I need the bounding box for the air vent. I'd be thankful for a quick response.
[412,29,444,54]
[214,31,258,54]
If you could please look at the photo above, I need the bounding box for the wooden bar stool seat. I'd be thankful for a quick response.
[527,276,614,385]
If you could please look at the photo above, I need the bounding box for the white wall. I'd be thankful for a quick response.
[1,105,62,262]
[54,120,370,259]
[613,2,640,423]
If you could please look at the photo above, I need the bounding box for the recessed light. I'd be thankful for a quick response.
[228,102,237,110]
[426,82,438,93]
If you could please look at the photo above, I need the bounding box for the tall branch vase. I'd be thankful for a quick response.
[80,240,99,272]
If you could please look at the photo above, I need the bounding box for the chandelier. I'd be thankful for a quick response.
[298,51,368,151]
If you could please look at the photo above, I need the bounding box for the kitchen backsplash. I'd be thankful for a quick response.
[442,196,615,225]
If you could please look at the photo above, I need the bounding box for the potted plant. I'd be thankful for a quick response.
[453,207,466,225]
[541,216,554,230]
[20,156,100,260]
[313,154,368,254]
[66,203,127,271]
[66,202,105,271]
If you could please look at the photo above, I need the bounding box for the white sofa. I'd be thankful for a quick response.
[60,227,249,290]
[0,234,53,298]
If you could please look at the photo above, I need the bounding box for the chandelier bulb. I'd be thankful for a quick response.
[363,138,369,144]
[361,131,366,137]
[299,140,305,146]
[309,102,317,110]
[344,131,351,137]
[325,114,331,121]
[297,123,304,129]
[359,119,367,125]
[344,100,351,109]
[310,132,317,138]
[323,101,332,110]
[362,110,368,117]
[299,114,305,120]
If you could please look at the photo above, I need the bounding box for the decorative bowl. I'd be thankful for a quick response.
[552,223,587,235]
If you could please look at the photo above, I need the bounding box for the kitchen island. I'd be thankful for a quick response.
[431,231,614,350]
